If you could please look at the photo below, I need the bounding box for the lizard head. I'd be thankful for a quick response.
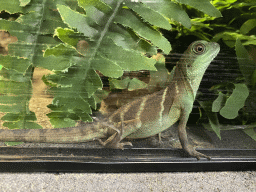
[181,40,220,96]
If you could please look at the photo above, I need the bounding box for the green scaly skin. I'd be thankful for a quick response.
[0,40,220,160]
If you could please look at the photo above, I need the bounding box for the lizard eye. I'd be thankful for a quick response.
[192,43,205,55]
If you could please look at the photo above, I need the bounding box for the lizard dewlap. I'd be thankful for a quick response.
[0,41,220,160]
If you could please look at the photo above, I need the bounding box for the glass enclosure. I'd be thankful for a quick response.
[0,0,255,167]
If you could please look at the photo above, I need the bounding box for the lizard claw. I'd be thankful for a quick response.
[185,147,211,160]
[94,138,104,145]
[108,121,133,149]
[115,141,133,150]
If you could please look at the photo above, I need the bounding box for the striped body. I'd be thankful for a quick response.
[108,84,179,139]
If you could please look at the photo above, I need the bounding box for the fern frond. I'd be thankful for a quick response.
[0,0,67,128]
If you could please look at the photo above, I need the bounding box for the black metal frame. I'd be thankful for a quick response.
[0,147,255,172]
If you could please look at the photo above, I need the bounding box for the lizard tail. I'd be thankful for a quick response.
[0,123,107,143]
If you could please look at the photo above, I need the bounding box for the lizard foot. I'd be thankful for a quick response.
[158,133,164,145]
[96,121,133,149]
[184,147,211,160]
[95,137,132,149]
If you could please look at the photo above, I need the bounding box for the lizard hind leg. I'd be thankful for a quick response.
[96,121,132,149]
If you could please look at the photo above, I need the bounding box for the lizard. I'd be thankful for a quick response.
[0,40,220,160]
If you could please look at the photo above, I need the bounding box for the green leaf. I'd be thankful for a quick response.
[74,109,93,122]
[212,92,227,112]
[177,0,222,17]
[87,96,97,110]
[0,100,25,113]
[1,113,21,121]
[47,112,77,128]
[24,111,37,121]
[128,78,147,91]
[16,0,68,35]
[147,0,191,28]
[0,67,38,128]
[84,68,103,97]
[109,77,147,91]
[167,6,191,28]
[5,142,24,146]
[78,0,112,14]
[213,32,256,47]
[235,39,256,85]
[107,25,157,54]
[23,122,43,129]
[44,44,77,57]
[243,128,256,142]
[93,89,109,104]
[0,0,23,14]
[92,56,123,78]
[35,55,73,71]
[110,77,130,90]
[0,80,31,95]
[240,19,256,35]
[54,28,80,47]
[199,100,221,139]
[53,97,92,114]
[3,120,43,129]
[57,4,98,39]
[143,0,191,29]
[220,84,249,119]
[0,55,31,74]
[45,65,102,124]
[0,20,28,42]
[114,9,171,54]
[212,0,237,10]
[147,54,170,91]
[99,38,157,71]
[126,2,172,30]
[19,0,31,7]
[1,111,37,122]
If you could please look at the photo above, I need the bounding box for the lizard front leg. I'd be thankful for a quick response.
[178,109,211,160]
[96,119,141,149]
